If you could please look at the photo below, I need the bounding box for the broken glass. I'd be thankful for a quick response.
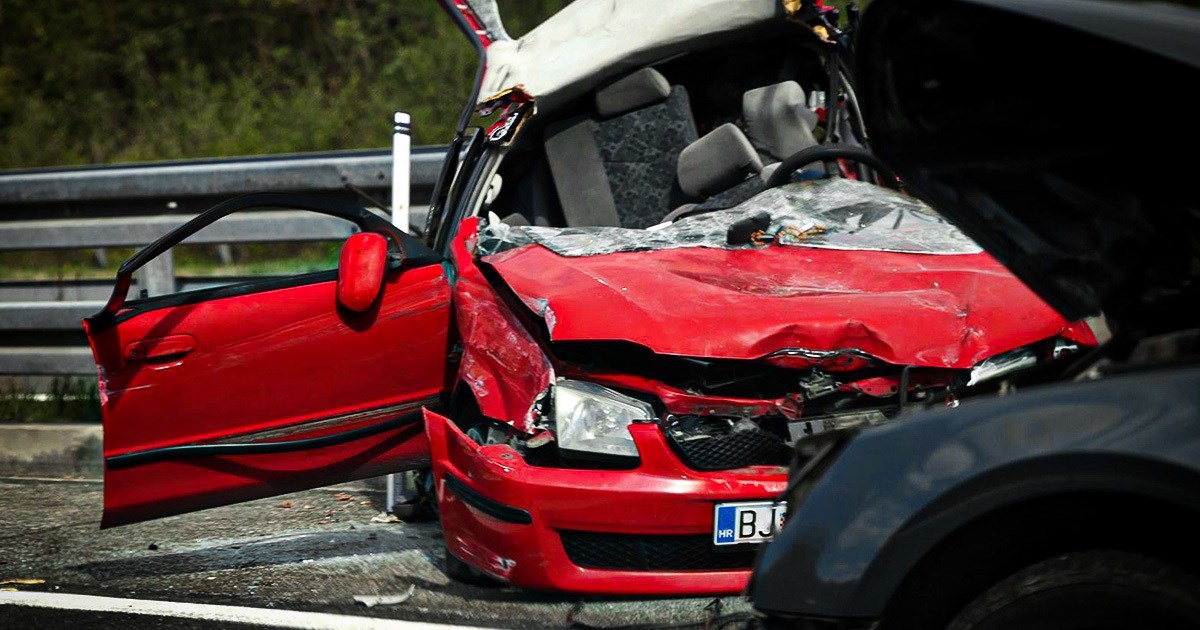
[478,179,982,258]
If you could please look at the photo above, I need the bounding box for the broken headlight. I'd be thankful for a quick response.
[553,380,654,460]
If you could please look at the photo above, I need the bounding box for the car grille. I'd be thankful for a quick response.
[559,530,757,571]
[664,423,792,471]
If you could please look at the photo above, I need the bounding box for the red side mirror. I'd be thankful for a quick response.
[337,233,389,312]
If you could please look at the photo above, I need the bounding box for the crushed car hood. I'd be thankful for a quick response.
[855,0,1200,334]
[478,180,1076,368]
[448,0,781,111]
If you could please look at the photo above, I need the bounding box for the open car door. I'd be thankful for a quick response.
[83,193,451,527]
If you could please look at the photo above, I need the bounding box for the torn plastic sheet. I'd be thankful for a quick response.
[450,218,553,433]
[478,179,982,258]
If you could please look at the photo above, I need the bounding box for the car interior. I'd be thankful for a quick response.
[481,33,838,230]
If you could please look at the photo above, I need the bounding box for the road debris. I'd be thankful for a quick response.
[332,492,353,501]
[0,578,45,592]
[352,585,416,607]
[277,501,293,509]
[371,512,400,523]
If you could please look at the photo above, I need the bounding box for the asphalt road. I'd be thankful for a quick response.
[1,609,282,630]
[0,476,755,629]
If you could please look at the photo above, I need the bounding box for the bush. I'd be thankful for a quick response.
[0,1,566,168]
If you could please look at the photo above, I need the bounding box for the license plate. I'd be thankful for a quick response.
[713,501,786,545]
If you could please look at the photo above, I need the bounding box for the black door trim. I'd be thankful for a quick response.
[106,401,439,470]
[443,472,533,524]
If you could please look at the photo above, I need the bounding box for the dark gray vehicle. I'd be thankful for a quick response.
[749,1,1200,629]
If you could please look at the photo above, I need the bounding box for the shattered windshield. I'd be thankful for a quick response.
[478,178,982,258]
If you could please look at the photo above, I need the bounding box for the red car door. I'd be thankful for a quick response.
[84,193,452,527]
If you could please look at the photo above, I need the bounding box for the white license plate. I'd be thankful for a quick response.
[713,501,786,545]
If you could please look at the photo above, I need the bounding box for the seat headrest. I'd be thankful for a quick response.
[595,68,671,118]
[676,123,763,198]
[742,81,818,162]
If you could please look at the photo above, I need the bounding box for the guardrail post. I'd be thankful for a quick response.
[141,251,176,297]
[215,244,234,265]
[392,112,411,233]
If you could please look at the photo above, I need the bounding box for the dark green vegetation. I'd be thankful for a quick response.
[0,0,868,169]
[0,0,566,169]
[0,376,101,423]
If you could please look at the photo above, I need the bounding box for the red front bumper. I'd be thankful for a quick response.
[424,409,787,595]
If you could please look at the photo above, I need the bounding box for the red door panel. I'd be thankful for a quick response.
[86,263,451,527]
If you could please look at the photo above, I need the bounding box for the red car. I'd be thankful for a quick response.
[83,0,1097,595]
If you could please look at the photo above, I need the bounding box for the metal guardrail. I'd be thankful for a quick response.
[0,147,447,203]
[0,146,447,376]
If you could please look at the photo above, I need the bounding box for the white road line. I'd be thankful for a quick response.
[0,591,494,630]
[0,476,100,483]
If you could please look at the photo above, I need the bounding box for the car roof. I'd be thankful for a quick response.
[459,0,782,112]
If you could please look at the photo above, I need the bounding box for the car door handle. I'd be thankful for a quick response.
[125,335,197,363]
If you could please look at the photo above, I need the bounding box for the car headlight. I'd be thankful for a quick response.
[554,380,655,460]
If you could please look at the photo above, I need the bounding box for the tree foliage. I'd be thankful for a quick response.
[0,0,565,167]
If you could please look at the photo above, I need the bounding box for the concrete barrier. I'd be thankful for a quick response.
[0,424,102,478]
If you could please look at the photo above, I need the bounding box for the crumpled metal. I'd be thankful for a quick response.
[478,179,981,258]
[477,178,1076,368]
[450,218,553,433]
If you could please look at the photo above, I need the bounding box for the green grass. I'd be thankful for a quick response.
[0,243,341,282]
[0,377,101,424]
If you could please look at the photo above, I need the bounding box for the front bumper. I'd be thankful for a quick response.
[424,409,787,595]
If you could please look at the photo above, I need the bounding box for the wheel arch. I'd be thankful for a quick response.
[869,453,1200,630]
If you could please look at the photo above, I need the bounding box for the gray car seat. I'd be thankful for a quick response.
[664,123,765,222]
[665,80,820,221]
[543,68,699,229]
[742,81,819,164]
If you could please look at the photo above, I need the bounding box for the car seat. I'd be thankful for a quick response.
[543,68,699,228]
[664,80,820,222]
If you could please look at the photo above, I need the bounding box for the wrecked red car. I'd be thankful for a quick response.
[82,0,1097,595]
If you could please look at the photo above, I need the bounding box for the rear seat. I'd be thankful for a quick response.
[543,68,699,228]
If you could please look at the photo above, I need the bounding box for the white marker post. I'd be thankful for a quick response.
[391,111,412,233]
[387,112,415,515]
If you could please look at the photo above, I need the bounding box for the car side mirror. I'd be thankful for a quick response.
[337,232,389,312]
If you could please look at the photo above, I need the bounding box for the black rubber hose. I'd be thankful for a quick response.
[765,143,901,189]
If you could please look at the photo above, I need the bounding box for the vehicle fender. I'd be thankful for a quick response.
[751,365,1200,618]
[448,218,553,433]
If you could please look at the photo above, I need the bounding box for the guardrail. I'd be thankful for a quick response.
[0,146,448,376]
